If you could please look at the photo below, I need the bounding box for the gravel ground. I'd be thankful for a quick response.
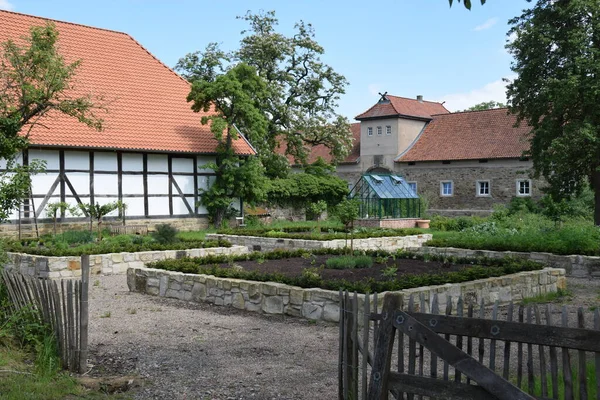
[87,275,599,399]
[87,275,339,400]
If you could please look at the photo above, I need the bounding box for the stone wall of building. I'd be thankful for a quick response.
[205,233,432,252]
[4,245,248,279]
[411,246,600,278]
[127,266,566,323]
[354,218,422,229]
[394,159,542,215]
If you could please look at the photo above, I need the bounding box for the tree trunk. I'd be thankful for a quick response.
[213,208,226,229]
[593,169,600,226]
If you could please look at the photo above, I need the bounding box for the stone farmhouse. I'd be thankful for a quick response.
[0,10,255,234]
[329,94,538,216]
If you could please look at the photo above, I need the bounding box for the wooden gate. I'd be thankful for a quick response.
[339,291,600,400]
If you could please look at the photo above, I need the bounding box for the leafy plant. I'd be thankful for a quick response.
[307,200,328,233]
[78,201,119,240]
[46,202,81,235]
[151,224,178,244]
[382,266,399,279]
[333,198,360,253]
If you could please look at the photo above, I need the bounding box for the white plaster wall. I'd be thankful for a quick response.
[147,175,168,195]
[122,175,144,195]
[122,153,143,171]
[67,172,90,195]
[172,157,193,173]
[94,174,118,195]
[29,149,57,170]
[64,151,89,170]
[147,154,168,172]
[196,156,214,171]
[173,175,194,194]
[123,197,144,217]
[30,173,59,196]
[148,197,169,216]
[94,152,117,171]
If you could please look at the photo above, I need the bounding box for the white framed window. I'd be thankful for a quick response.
[386,125,392,135]
[516,179,531,196]
[477,180,490,197]
[440,181,453,197]
[367,127,373,136]
[377,126,382,135]
[407,181,417,194]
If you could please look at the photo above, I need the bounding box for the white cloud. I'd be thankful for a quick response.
[473,17,498,32]
[437,77,515,112]
[0,0,14,10]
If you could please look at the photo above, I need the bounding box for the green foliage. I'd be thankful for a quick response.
[177,11,351,177]
[151,224,178,244]
[3,231,231,256]
[0,23,103,223]
[189,63,269,228]
[506,0,600,224]
[325,255,373,269]
[148,248,543,294]
[266,171,349,209]
[334,199,360,229]
[217,226,421,241]
[463,100,505,111]
[448,0,486,9]
[521,289,572,305]
[381,266,399,279]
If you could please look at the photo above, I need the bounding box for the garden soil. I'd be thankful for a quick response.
[87,275,599,399]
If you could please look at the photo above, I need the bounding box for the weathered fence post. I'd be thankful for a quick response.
[79,254,90,374]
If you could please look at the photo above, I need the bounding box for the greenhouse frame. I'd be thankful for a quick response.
[349,174,421,219]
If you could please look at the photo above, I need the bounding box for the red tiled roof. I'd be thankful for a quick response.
[397,108,531,162]
[355,95,449,120]
[0,10,255,155]
[277,123,361,165]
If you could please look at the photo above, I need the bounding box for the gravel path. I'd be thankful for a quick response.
[87,275,599,399]
[88,275,339,400]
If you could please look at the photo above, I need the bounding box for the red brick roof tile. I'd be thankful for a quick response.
[397,108,530,162]
[0,10,255,155]
[355,95,449,120]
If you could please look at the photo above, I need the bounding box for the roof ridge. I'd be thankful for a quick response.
[0,9,190,85]
[387,94,445,105]
[0,9,130,36]
[432,107,510,117]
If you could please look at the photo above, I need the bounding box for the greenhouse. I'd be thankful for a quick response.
[349,174,421,219]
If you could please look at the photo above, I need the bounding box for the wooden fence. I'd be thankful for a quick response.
[339,291,600,400]
[1,255,90,374]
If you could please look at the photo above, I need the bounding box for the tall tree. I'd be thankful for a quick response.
[464,100,506,111]
[187,63,269,227]
[507,0,600,225]
[177,11,352,178]
[0,23,103,222]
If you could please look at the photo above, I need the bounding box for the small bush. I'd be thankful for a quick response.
[151,224,178,244]
[53,230,94,245]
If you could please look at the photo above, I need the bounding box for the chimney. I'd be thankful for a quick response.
[416,95,423,103]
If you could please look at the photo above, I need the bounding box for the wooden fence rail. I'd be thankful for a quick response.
[339,291,600,400]
[1,255,90,374]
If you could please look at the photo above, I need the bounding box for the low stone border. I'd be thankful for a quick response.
[127,266,566,323]
[410,246,600,278]
[4,246,249,279]
[205,233,432,252]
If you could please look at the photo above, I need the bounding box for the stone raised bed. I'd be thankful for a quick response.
[4,246,249,279]
[205,233,431,252]
[127,265,566,323]
[411,246,600,278]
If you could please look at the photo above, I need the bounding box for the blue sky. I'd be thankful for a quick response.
[1,0,529,117]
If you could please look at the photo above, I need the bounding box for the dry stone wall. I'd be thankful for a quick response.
[205,234,431,252]
[4,245,248,279]
[411,246,600,278]
[127,266,566,323]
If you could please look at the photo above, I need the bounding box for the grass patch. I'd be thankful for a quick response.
[521,289,573,305]
[325,255,373,269]
[512,362,597,400]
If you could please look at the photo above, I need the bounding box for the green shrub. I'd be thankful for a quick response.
[151,224,178,244]
[53,230,94,245]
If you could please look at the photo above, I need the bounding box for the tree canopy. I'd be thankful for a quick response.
[449,0,486,9]
[187,63,269,227]
[506,0,600,225]
[176,10,352,178]
[463,101,506,112]
[0,23,103,222]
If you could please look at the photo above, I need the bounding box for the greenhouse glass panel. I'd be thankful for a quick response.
[349,174,421,219]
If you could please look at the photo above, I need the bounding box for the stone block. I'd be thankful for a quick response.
[111,253,123,263]
[262,296,284,314]
[147,286,160,296]
[191,282,207,302]
[124,253,136,262]
[147,278,160,287]
[165,289,184,300]
[302,303,323,320]
[232,292,245,309]
[290,289,303,305]
[261,283,278,296]
[323,302,340,322]
[159,275,169,297]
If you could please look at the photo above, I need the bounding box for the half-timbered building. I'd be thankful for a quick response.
[0,10,255,235]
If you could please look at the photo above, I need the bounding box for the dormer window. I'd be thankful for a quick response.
[367,127,373,136]
[377,126,382,135]
[386,125,392,135]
